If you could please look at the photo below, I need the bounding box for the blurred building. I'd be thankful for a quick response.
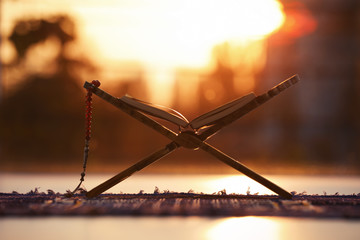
[262,0,360,166]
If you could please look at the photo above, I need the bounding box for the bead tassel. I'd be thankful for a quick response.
[71,80,100,195]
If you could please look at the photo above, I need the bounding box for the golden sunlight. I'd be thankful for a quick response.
[207,217,280,240]
[76,0,284,66]
[2,0,285,104]
[74,0,285,104]
[206,175,274,195]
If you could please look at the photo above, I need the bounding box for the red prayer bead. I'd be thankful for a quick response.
[83,81,100,142]
[91,80,101,87]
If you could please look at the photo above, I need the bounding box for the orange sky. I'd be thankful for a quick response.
[1,0,285,104]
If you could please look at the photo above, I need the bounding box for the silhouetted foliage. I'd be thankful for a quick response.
[0,15,86,162]
[9,16,75,59]
[0,15,164,165]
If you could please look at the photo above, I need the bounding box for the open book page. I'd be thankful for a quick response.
[189,93,256,129]
[119,95,190,127]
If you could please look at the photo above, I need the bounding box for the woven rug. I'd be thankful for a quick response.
[1,192,359,218]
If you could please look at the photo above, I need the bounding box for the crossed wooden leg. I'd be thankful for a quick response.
[86,142,178,198]
[86,132,292,199]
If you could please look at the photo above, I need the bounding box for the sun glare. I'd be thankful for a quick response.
[206,175,274,195]
[76,0,284,67]
[207,217,280,240]
[2,0,285,104]
[74,0,285,104]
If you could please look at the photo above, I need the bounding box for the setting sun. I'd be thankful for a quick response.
[74,0,285,104]
[76,0,285,68]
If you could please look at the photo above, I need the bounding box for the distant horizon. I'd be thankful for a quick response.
[1,159,359,175]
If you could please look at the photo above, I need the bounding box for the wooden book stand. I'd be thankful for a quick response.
[84,75,299,199]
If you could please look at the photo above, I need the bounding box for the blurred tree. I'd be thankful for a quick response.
[0,15,163,170]
[0,15,94,165]
[9,16,75,59]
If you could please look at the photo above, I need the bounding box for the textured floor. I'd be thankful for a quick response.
[1,192,359,218]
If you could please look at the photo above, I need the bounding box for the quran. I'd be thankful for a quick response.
[80,74,299,199]
[120,92,256,130]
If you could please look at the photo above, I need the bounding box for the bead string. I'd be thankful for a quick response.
[71,80,100,195]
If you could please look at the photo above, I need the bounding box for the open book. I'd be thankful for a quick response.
[119,93,256,130]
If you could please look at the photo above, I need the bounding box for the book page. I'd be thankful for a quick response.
[119,95,189,127]
[190,93,256,129]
